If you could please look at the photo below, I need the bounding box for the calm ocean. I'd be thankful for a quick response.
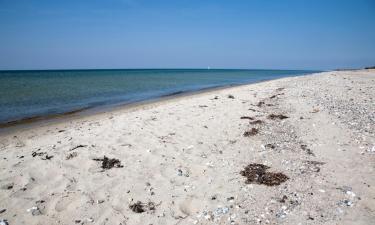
[0,69,318,124]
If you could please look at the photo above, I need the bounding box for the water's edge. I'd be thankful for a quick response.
[0,72,322,133]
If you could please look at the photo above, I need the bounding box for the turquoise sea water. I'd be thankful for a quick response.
[0,69,318,124]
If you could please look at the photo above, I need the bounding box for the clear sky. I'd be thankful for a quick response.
[0,0,374,70]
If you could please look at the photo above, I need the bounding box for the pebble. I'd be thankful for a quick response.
[26,206,41,216]
[0,220,9,225]
[214,207,229,216]
[85,217,94,222]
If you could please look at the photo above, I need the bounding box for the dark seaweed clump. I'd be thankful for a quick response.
[267,114,289,120]
[93,156,123,169]
[129,201,156,213]
[240,163,289,186]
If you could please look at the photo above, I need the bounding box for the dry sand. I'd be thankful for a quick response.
[0,70,374,225]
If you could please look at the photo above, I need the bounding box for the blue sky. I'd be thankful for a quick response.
[0,0,374,70]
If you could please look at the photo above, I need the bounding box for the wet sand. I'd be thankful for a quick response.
[0,70,374,225]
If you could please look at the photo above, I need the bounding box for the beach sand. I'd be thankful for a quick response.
[0,70,374,225]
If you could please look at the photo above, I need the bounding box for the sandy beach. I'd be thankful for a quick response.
[0,70,374,225]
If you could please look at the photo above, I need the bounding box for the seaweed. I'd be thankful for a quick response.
[267,114,289,120]
[301,144,315,156]
[129,201,156,213]
[243,128,259,137]
[265,143,275,149]
[70,145,87,151]
[240,163,289,186]
[256,101,265,107]
[249,120,263,125]
[66,152,78,160]
[93,156,123,169]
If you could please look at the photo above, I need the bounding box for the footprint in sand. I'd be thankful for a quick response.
[178,197,204,216]
[54,193,87,212]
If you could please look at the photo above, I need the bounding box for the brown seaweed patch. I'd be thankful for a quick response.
[267,114,289,120]
[240,163,289,186]
[243,128,259,137]
[93,156,123,169]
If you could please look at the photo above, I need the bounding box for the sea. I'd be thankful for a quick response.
[0,69,318,124]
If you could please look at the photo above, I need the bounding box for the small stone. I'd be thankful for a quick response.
[0,220,9,225]
[26,206,41,216]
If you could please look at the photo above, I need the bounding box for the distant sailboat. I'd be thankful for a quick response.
[207,66,210,70]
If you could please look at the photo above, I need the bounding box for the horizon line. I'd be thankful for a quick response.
[0,67,325,72]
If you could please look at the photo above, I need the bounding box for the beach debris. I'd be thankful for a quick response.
[129,201,156,213]
[279,195,288,203]
[265,144,276,149]
[93,156,123,169]
[249,120,263,125]
[85,217,94,223]
[31,151,53,160]
[303,161,325,173]
[269,95,278,99]
[367,145,375,153]
[256,101,265,107]
[1,183,13,190]
[243,128,259,137]
[0,219,9,225]
[31,151,44,157]
[66,152,78,160]
[27,206,42,216]
[240,163,289,186]
[301,145,315,156]
[276,210,287,219]
[227,94,235,99]
[267,114,289,120]
[311,108,320,113]
[69,145,87,151]
[338,199,353,207]
[276,87,285,91]
[269,93,284,99]
[336,186,353,194]
[240,116,254,120]
[199,105,208,108]
[213,207,229,216]
[0,209,5,214]
[41,154,53,160]
[177,169,190,177]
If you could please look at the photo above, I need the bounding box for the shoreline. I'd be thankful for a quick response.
[0,69,374,225]
[0,73,319,134]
